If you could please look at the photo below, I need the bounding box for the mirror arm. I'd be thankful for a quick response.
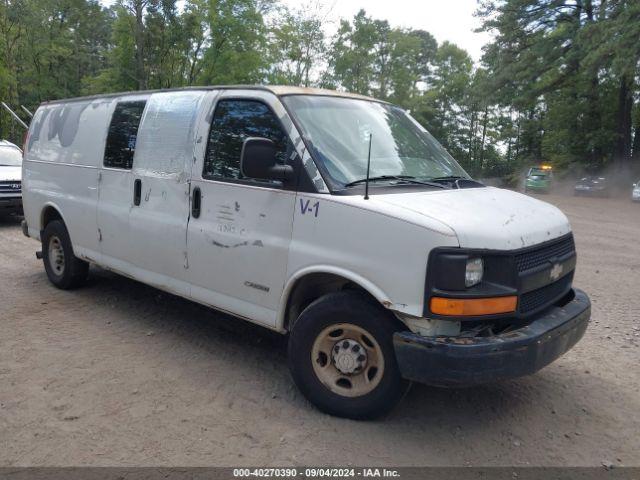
[269,164,295,182]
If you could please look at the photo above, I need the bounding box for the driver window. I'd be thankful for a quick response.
[203,99,291,181]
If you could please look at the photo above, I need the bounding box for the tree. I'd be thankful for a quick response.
[118,0,155,90]
[267,3,325,86]
[326,10,381,95]
[478,0,640,172]
[199,0,274,85]
[1,0,638,180]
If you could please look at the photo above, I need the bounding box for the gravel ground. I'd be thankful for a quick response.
[0,193,639,467]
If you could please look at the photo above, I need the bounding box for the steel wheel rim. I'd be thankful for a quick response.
[311,323,385,398]
[48,235,65,276]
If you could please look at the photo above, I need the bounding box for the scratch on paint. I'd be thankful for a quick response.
[212,240,248,249]
[503,214,516,226]
[211,239,264,249]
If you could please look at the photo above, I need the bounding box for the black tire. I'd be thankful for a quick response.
[42,220,89,289]
[288,290,409,419]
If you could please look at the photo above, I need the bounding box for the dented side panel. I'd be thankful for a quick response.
[186,90,298,328]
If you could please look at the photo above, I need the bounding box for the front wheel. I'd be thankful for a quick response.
[288,291,409,419]
[42,220,89,289]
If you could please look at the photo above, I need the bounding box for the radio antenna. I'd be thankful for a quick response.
[364,133,372,200]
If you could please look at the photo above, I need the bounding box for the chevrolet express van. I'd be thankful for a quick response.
[21,86,591,419]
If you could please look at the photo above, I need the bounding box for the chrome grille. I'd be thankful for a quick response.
[0,180,21,194]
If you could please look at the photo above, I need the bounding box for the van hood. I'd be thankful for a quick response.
[0,166,22,181]
[372,187,571,250]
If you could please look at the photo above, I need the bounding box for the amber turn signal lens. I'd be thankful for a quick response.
[430,296,518,316]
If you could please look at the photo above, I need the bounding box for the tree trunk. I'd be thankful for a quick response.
[614,75,633,169]
[514,113,521,159]
[479,107,488,171]
[467,108,477,168]
[632,124,640,162]
[134,1,147,90]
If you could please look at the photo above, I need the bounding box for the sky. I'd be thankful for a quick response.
[99,0,492,62]
[289,0,492,62]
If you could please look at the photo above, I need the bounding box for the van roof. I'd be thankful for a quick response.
[40,85,385,106]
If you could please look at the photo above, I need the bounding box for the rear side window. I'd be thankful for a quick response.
[203,99,290,181]
[133,91,204,177]
[104,101,146,169]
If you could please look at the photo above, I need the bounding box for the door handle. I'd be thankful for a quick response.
[192,186,201,218]
[133,178,142,206]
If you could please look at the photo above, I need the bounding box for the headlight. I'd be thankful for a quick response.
[465,258,484,287]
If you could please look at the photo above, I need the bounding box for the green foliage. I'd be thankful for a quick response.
[0,0,637,177]
[266,4,324,86]
[477,0,640,173]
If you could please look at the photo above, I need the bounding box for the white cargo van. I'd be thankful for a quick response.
[21,86,590,418]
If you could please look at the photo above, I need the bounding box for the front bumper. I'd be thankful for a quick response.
[0,196,22,213]
[393,288,590,386]
[526,183,550,191]
[575,187,608,196]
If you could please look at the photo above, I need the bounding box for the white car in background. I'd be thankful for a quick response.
[0,140,23,216]
[633,180,640,202]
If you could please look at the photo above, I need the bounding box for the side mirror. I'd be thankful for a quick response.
[240,137,294,182]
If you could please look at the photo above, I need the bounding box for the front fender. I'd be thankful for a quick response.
[277,265,398,330]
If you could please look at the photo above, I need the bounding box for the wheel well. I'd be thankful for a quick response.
[284,273,379,332]
[41,206,63,230]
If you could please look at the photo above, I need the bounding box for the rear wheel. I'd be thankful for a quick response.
[288,291,409,419]
[42,220,89,289]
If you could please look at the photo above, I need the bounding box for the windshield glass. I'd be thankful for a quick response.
[282,95,468,188]
[0,146,22,166]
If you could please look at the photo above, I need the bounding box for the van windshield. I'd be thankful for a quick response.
[282,95,468,188]
[0,146,22,166]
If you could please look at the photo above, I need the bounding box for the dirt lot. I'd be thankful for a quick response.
[1,193,639,467]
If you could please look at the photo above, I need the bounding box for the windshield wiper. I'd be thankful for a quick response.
[344,175,447,189]
[427,175,467,182]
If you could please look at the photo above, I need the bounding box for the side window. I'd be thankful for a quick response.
[203,99,291,181]
[104,100,146,169]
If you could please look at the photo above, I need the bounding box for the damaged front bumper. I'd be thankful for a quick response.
[393,288,590,386]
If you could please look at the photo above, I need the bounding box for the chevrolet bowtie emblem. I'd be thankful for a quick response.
[550,263,563,281]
